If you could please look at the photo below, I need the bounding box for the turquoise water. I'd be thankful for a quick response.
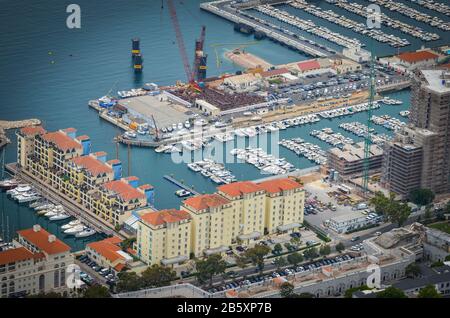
[0,0,445,250]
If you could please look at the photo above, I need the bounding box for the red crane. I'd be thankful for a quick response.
[167,0,194,83]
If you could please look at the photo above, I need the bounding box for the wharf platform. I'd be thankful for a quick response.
[0,118,41,149]
[200,1,330,57]
[163,175,200,196]
[5,163,129,240]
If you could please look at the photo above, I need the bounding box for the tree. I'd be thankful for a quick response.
[445,255,450,262]
[235,256,248,269]
[141,264,177,288]
[405,263,421,278]
[243,245,271,274]
[287,252,303,267]
[27,291,63,298]
[273,257,287,270]
[290,237,301,247]
[376,286,407,298]
[116,271,142,292]
[303,247,318,260]
[344,285,371,298]
[335,242,345,253]
[390,202,412,227]
[120,237,136,250]
[279,282,295,298]
[319,245,331,256]
[370,191,393,215]
[424,206,433,221]
[272,243,283,255]
[409,189,435,206]
[195,254,227,286]
[418,285,442,298]
[82,285,111,298]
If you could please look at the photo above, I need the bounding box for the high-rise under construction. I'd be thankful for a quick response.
[382,69,450,197]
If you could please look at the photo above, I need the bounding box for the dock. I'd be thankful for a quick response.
[163,175,200,196]
[5,163,130,240]
[0,118,41,149]
[200,1,330,57]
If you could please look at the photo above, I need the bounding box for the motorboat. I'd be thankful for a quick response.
[124,131,137,139]
[75,228,96,238]
[44,210,59,218]
[49,213,70,221]
[61,219,81,230]
[35,203,54,211]
[175,189,191,197]
[0,179,18,191]
[7,184,31,196]
[64,225,86,235]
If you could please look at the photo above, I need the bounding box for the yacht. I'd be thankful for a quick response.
[124,131,137,139]
[61,219,81,230]
[76,228,96,238]
[64,225,86,235]
[44,210,59,218]
[49,213,70,221]
[0,179,18,191]
[7,184,31,196]
[175,189,191,198]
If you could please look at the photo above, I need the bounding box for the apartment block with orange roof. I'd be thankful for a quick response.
[137,209,192,265]
[0,225,73,297]
[257,178,305,234]
[217,181,267,244]
[181,194,235,256]
[86,236,132,273]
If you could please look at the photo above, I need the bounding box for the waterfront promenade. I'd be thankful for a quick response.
[5,163,129,240]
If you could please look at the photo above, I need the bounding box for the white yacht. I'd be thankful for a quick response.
[64,225,86,235]
[76,228,96,238]
[49,213,70,221]
[61,219,81,230]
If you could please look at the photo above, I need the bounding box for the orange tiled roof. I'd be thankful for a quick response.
[17,227,70,255]
[114,263,126,272]
[0,247,41,266]
[107,159,121,165]
[20,126,46,136]
[71,155,113,176]
[261,68,289,78]
[257,178,302,194]
[93,151,107,157]
[42,131,82,151]
[138,184,153,190]
[62,128,77,133]
[183,194,230,210]
[141,209,191,227]
[217,181,263,197]
[75,135,90,141]
[398,51,438,63]
[125,176,139,182]
[103,180,145,201]
[87,238,124,263]
[297,60,321,71]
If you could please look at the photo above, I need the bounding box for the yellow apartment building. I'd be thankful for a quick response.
[137,209,192,266]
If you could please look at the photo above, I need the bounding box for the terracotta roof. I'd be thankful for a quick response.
[75,135,90,141]
[42,131,82,151]
[138,184,153,190]
[93,151,107,157]
[107,159,121,165]
[183,194,230,210]
[141,209,191,227]
[261,68,289,78]
[125,176,139,182]
[114,263,126,272]
[103,180,146,201]
[0,247,41,266]
[17,227,70,255]
[218,181,263,197]
[398,51,439,63]
[19,126,46,136]
[257,178,302,194]
[439,63,450,69]
[62,128,77,133]
[297,60,321,71]
[87,238,124,263]
[71,155,113,176]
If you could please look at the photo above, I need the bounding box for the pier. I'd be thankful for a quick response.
[200,1,330,57]
[0,118,41,149]
[377,80,411,93]
[5,163,130,240]
[163,175,200,196]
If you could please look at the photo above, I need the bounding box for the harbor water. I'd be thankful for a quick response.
[0,0,447,249]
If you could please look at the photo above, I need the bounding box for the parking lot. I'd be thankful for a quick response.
[76,254,118,288]
[205,253,355,294]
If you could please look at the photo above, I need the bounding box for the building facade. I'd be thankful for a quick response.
[0,225,73,298]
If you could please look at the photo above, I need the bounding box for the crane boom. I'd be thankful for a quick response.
[167,0,194,83]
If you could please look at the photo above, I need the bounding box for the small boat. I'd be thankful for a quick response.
[44,210,58,218]
[175,189,191,197]
[61,219,81,230]
[124,131,137,139]
[49,213,70,221]
[0,179,19,191]
[155,145,168,153]
[35,203,54,211]
[75,228,96,238]
[64,225,85,235]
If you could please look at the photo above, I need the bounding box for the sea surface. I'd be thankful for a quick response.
[0,0,447,250]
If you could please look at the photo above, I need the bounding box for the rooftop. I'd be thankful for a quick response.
[42,131,82,152]
[71,155,113,176]
[18,227,70,255]
[218,181,263,197]
[0,247,42,266]
[183,194,230,211]
[141,209,191,227]
[297,60,321,72]
[257,178,303,194]
[260,68,290,78]
[398,51,439,63]
[75,135,90,141]
[328,142,383,162]
[103,179,145,202]
[420,69,450,94]
[86,237,125,263]
[19,125,46,136]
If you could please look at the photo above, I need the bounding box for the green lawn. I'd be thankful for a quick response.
[429,221,450,234]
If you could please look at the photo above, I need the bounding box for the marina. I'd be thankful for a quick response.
[187,158,237,185]
[371,114,406,131]
[310,128,354,148]
[279,138,328,165]
[339,121,391,145]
